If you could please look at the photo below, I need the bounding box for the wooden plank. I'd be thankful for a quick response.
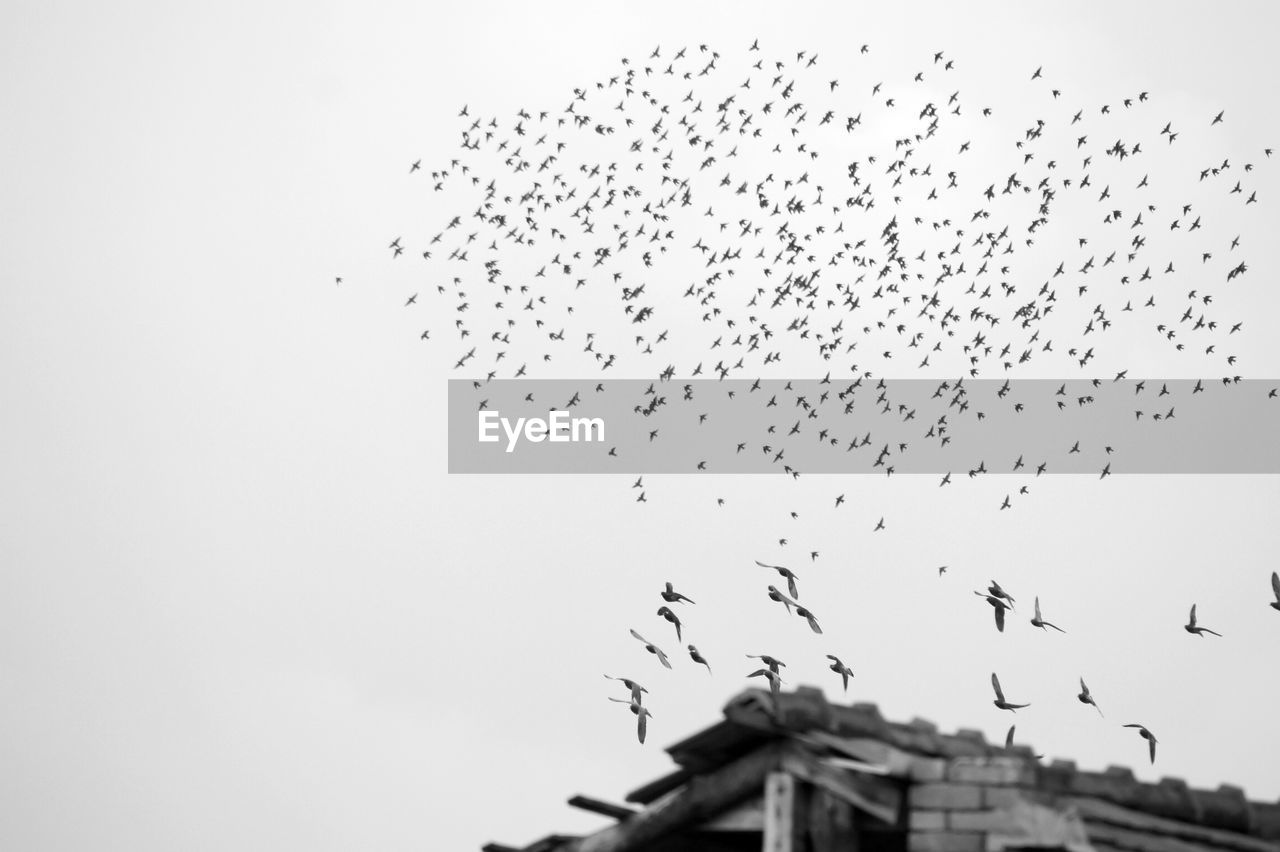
[701,795,764,831]
[763,772,797,852]
[781,746,902,828]
[570,741,786,852]
[808,785,835,852]
[1066,797,1279,852]
[567,795,638,821]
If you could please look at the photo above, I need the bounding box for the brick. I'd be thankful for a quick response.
[949,810,1019,833]
[909,758,948,782]
[910,811,948,831]
[909,831,985,852]
[948,757,1034,786]
[912,783,983,810]
[982,787,1024,809]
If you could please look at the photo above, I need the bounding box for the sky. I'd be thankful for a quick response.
[2,1,1279,851]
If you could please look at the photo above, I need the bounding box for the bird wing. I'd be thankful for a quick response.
[1272,571,1280,599]
[629,628,650,644]
[1005,725,1015,748]
[991,672,1005,701]
[637,710,647,744]
[1079,677,1088,694]
[1148,737,1156,764]
[1034,597,1043,620]
[995,605,1005,632]
[1189,603,1197,626]
[655,647,672,669]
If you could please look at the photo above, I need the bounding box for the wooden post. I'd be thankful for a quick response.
[763,772,797,852]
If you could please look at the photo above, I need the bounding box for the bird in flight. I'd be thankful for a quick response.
[656,606,683,642]
[688,645,712,674]
[1030,597,1066,633]
[1077,677,1104,716]
[1183,603,1223,637]
[609,696,653,744]
[603,674,647,704]
[974,590,1012,633]
[826,654,854,691]
[1123,723,1158,764]
[757,560,800,598]
[748,666,785,700]
[629,628,672,669]
[661,582,695,604]
[991,672,1030,711]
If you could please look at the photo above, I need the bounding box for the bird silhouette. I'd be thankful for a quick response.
[1123,724,1158,764]
[1077,677,1104,716]
[991,672,1030,711]
[629,628,672,669]
[1030,597,1066,632]
[826,654,854,691]
[757,561,800,598]
[1184,603,1223,637]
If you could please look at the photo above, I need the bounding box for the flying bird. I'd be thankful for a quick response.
[1123,724,1158,764]
[826,654,854,691]
[991,672,1030,712]
[757,560,800,598]
[1184,603,1223,637]
[1077,678,1104,716]
[629,629,672,669]
[1030,597,1066,633]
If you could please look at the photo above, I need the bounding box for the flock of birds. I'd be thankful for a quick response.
[343,39,1278,770]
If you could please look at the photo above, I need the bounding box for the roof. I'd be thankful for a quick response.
[487,686,1280,851]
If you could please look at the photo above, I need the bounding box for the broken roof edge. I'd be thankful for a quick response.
[656,685,1280,840]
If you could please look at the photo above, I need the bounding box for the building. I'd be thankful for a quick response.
[484,686,1280,852]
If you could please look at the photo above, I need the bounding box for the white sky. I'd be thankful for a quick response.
[3,2,1279,851]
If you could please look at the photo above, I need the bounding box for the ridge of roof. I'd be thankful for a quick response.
[653,686,1280,841]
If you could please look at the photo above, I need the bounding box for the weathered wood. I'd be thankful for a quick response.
[808,785,835,852]
[569,741,786,852]
[567,795,638,821]
[700,795,764,831]
[829,792,859,852]
[781,745,902,827]
[764,772,797,852]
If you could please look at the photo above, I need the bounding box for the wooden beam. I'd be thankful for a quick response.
[567,795,638,821]
[780,745,903,827]
[568,741,787,852]
[763,772,797,852]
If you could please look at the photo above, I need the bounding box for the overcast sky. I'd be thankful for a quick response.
[3,2,1279,851]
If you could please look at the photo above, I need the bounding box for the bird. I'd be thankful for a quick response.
[767,584,800,614]
[991,672,1029,711]
[748,666,785,700]
[826,655,854,691]
[661,582,695,604]
[656,606,683,642]
[746,654,786,672]
[1077,678,1104,716]
[1123,724,1158,764]
[794,605,823,634]
[629,629,672,669]
[1030,597,1066,632]
[974,591,1012,632]
[1184,603,1223,637]
[603,674,647,703]
[1270,572,1280,611]
[609,696,653,744]
[688,645,712,674]
[757,560,800,598]
[987,581,1015,608]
